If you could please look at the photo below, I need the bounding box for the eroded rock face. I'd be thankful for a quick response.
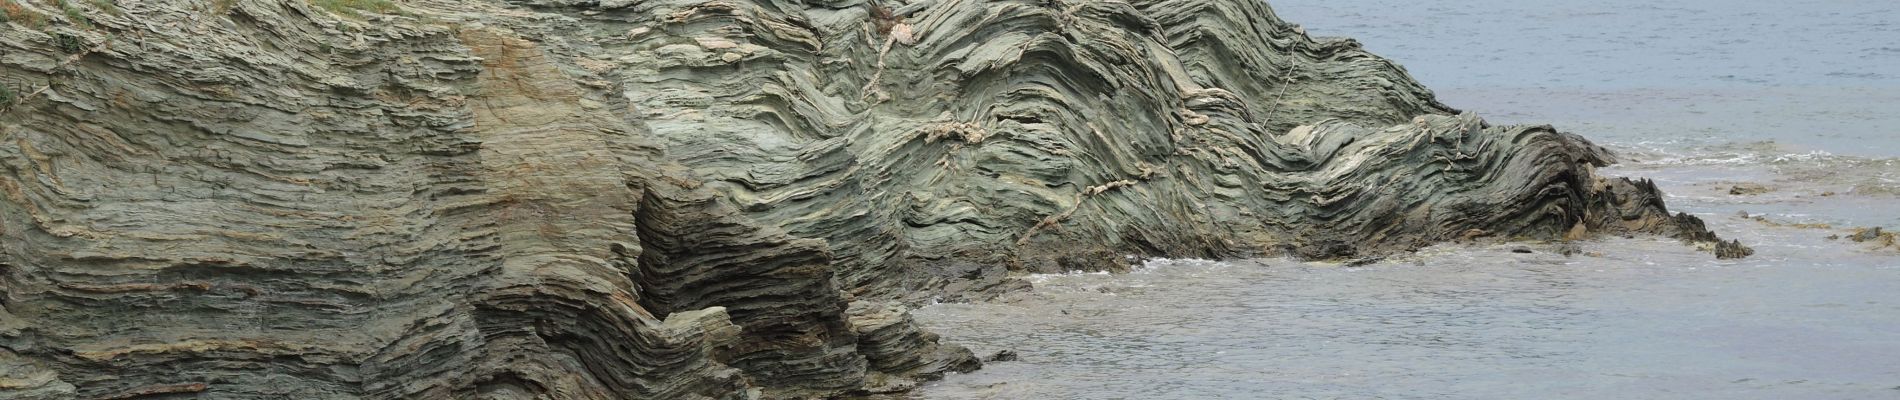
[1,0,1743,398]
[575,0,1750,295]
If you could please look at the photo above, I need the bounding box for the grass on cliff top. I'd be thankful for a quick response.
[1,0,49,28]
[310,0,403,18]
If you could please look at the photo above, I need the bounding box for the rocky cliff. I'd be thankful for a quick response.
[1,0,1744,398]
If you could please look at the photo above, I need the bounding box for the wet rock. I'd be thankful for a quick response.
[1511,247,1535,254]
[1846,227,1898,251]
[1729,183,1773,196]
[1740,213,1834,230]
[1339,255,1384,266]
[847,302,983,394]
[1716,240,1757,259]
[1556,242,1584,257]
[1850,227,1886,242]
[986,350,1020,362]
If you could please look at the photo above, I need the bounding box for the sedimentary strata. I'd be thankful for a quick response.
[2,0,1744,398]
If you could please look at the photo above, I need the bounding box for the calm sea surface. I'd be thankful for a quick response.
[911,1,1900,398]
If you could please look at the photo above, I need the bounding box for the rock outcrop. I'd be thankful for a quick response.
[1,0,1745,398]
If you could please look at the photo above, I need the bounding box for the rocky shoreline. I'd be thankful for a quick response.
[2,0,1743,398]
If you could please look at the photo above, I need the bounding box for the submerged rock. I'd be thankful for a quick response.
[0,0,1746,398]
[1729,183,1773,196]
[1556,242,1584,257]
[1846,227,1898,251]
[1850,227,1887,242]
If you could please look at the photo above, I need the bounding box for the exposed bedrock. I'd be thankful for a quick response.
[0,0,1743,398]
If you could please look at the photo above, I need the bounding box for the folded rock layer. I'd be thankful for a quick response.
[0,0,1744,398]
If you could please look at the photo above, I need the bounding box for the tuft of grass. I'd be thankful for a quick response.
[1,0,49,28]
[56,0,89,28]
[88,0,118,16]
[212,0,236,14]
[0,85,15,106]
[309,0,402,18]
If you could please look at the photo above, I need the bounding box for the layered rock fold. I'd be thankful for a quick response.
[1,0,1743,398]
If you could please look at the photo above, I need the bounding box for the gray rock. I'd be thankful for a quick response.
[1716,239,1757,260]
[0,0,1747,398]
[846,301,982,394]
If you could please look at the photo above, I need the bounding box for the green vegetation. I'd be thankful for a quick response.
[56,0,89,27]
[88,0,118,16]
[1,0,49,28]
[310,0,402,18]
[0,85,15,106]
[53,32,84,53]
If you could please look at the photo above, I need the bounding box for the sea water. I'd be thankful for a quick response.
[910,1,1900,398]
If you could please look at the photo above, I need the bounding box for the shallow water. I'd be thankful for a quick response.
[911,1,1900,398]
[915,236,1900,399]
